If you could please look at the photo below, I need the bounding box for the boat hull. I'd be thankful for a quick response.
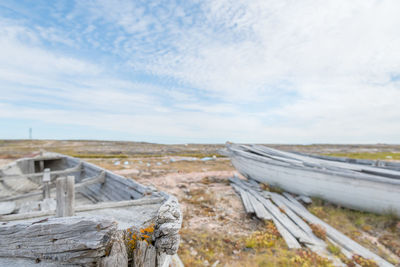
[230,151,400,217]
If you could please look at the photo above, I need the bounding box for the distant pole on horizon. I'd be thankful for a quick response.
[29,127,32,140]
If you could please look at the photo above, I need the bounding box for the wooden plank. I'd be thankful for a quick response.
[42,168,51,199]
[255,194,314,245]
[231,179,314,245]
[272,216,301,249]
[0,197,164,221]
[76,197,164,212]
[132,240,156,267]
[75,171,105,189]
[56,176,75,217]
[267,192,344,266]
[269,192,321,244]
[280,194,393,267]
[282,192,308,211]
[327,237,358,264]
[0,163,82,181]
[0,216,118,265]
[100,232,128,267]
[0,171,106,202]
[236,186,255,214]
[247,193,272,220]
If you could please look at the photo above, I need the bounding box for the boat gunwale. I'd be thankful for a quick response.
[227,144,400,186]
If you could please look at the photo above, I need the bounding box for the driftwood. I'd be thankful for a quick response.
[0,216,118,266]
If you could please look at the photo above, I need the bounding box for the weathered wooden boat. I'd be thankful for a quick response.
[0,152,182,266]
[225,143,400,217]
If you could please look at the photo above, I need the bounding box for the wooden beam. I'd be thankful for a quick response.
[280,193,393,267]
[56,176,75,217]
[75,197,163,212]
[0,170,105,202]
[75,171,105,189]
[0,197,164,221]
[42,168,51,199]
[0,163,82,181]
[0,216,119,265]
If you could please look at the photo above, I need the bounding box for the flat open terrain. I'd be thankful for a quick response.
[1,140,399,266]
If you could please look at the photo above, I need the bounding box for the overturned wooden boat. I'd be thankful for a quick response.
[0,152,182,266]
[225,143,400,217]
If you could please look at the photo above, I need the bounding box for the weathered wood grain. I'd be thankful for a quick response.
[280,194,393,267]
[132,240,157,267]
[0,171,106,202]
[0,201,16,215]
[0,216,118,266]
[247,193,272,220]
[0,197,164,221]
[56,176,75,217]
[0,163,82,181]
[231,183,254,213]
[42,168,51,199]
[154,196,182,255]
[100,232,128,267]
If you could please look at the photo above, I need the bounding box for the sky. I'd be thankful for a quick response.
[0,0,399,144]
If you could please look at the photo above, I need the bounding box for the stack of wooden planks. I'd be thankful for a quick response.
[230,177,394,267]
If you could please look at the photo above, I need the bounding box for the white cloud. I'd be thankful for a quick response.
[1,1,400,143]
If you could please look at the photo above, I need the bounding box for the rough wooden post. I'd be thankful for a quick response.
[56,176,75,217]
[42,168,51,199]
[39,160,44,172]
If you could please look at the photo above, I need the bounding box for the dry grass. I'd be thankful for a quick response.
[307,198,399,265]
[2,140,400,266]
[323,152,400,160]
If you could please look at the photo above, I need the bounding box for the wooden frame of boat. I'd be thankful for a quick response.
[225,143,400,217]
[0,152,182,267]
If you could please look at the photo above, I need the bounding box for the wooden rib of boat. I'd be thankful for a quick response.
[225,143,400,217]
[0,152,182,267]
